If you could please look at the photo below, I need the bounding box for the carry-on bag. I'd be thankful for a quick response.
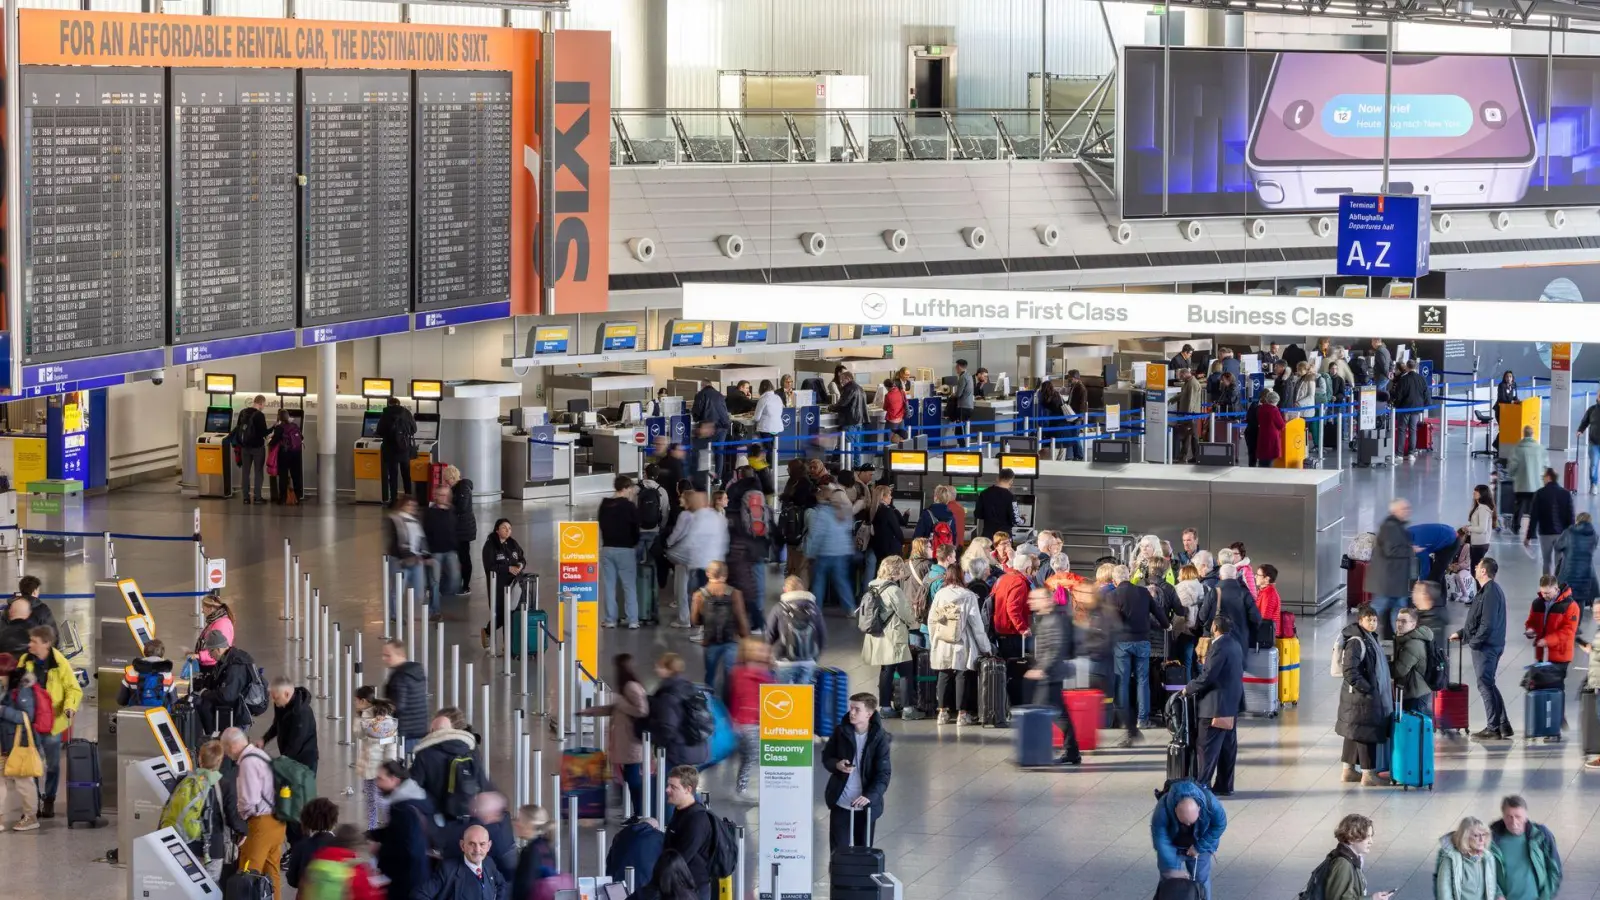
[1241,647,1280,718]
[1061,689,1104,753]
[1582,688,1600,755]
[1163,692,1200,784]
[171,694,203,755]
[814,667,849,738]
[978,656,1010,728]
[1345,559,1371,610]
[1276,637,1301,707]
[1013,706,1057,767]
[224,861,274,900]
[913,650,938,716]
[1433,644,1471,735]
[510,608,548,658]
[1525,687,1563,740]
[1567,461,1581,492]
[66,737,104,828]
[830,808,887,900]
[1390,685,1435,791]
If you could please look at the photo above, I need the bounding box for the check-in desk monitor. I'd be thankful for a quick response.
[202,408,232,433]
[1092,439,1133,464]
[409,379,443,496]
[999,454,1039,529]
[360,412,381,438]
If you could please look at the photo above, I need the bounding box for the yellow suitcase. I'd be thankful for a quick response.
[1276,636,1301,706]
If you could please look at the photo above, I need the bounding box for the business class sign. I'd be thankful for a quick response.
[683,281,1600,344]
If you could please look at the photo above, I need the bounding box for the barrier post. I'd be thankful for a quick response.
[520,605,530,697]
[625,868,636,893]
[557,617,568,738]
[533,747,543,808]
[392,573,404,646]
[1388,407,1397,460]
[193,540,205,619]
[354,632,364,689]
[482,682,492,780]
[326,623,341,709]
[435,623,444,699]
[464,662,476,722]
[640,732,652,819]
[307,588,319,669]
[503,583,513,675]
[564,588,578,736]
[341,649,354,745]
[567,444,578,507]
[1440,395,1449,456]
[283,546,294,621]
[102,531,111,572]
[381,556,391,638]
[736,825,747,900]
[596,828,607,880]
[552,774,564,872]
[451,645,461,708]
[567,795,579,875]
[654,747,667,830]
[420,597,431,696]
[319,606,332,696]
[513,711,524,806]
[405,586,416,656]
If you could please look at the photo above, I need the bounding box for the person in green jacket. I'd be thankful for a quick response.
[1391,608,1436,718]
[1491,795,1562,900]
[1504,426,1547,545]
[1309,814,1395,900]
[1435,817,1498,900]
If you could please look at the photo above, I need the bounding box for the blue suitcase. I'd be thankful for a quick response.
[1525,687,1563,739]
[814,667,848,738]
[1390,707,1435,791]
[700,684,738,766]
[1013,706,1056,767]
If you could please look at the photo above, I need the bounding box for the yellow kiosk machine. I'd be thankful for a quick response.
[410,379,443,501]
[195,374,237,498]
[354,378,393,504]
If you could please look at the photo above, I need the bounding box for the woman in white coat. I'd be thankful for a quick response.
[928,557,995,726]
[861,555,924,719]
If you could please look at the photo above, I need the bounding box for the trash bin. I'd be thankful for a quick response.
[25,478,84,558]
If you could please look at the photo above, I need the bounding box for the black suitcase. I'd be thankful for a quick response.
[65,738,104,828]
[978,656,1010,728]
[913,650,937,716]
[224,867,274,900]
[830,808,886,900]
[171,696,202,756]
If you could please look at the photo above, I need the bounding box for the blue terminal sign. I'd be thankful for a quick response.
[1336,193,1431,279]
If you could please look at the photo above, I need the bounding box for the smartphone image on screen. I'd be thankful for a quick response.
[1247,52,1536,210]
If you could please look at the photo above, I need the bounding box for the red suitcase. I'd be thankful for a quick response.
[1059,689,1104,752]
[1417,419,1435,451]
[1434,645,1471,735]
[1345,559,1371,610]
[1566,461,1580,492]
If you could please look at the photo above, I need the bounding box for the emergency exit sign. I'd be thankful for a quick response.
[1103,525,1129,535]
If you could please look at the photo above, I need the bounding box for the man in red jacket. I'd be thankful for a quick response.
[991,553,1037,705]
[1525,575,1579,676]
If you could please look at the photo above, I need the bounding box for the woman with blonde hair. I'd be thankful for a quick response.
[928,556,994,725]
[961,537,1003,583]
[1288,360,1318,419]
[861,556,924,719]
[1171,564,1206,677]
[1094,562,1116,596]
[1433,817,1497,900]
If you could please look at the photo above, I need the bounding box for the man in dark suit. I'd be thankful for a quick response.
[1186,614,1244,796]
[419,823,510,900]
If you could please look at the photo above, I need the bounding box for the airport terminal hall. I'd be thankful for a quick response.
[20,1,1600,899]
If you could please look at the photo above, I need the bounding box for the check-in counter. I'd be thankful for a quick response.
[588,424,647,473]
[970,398,1018,437]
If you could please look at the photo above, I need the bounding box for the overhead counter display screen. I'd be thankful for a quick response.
[171,70,298,344]
[415,71,512,312]
[21,67,167,365]
[301,71,412,327]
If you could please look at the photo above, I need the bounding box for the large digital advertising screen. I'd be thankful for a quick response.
[1121,47,1600,217]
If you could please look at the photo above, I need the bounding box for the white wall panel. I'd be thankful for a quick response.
[214,0,286,17]
[19,0,84,11]
[294,0,399,21]
[408,3,499,25]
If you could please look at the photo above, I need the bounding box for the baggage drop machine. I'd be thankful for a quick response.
[195,374,236,498]
[409,379,444,501]
[275,375,307,429]
[116,707,192,865]
[942,451,984,540]
[96,577,157,806]
[885,450,930,534]
[353,378,393,504]
[129,829,220,899]
[999,452,1040,534]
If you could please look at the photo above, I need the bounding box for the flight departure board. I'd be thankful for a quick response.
[415,72,511,312]
[21,68,166,365]
[301,71,412,327]
[171,70,298,344]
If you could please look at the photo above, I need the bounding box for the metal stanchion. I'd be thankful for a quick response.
[420,598,431,696]
[520,606,530,697]
[538,628,549,716]
[326,623,341,710]
[355,632,365,689]
[318,606,331,697]
[308,589,320,672]
[434,623,444,699]
[513,711,525,806]
[283,544,293,621]
[655,747,666,829]
[596,828,607,880]
[464,662,476,722]
[503,585,513,675]
[567,444,578,507]
[481,682,492,781]
[625,868,636,893]
[518,732,531,806]
[567,795,579,875]
[641,732,653,819]
[736,825,746,900]
[381,556,391,638]
[194,541,205,619]
[552,774,564,872]
[557,622,568,737]
[341,649,355,745]
[533,747,543,807]
[392,573,404,647]
[301,575,313,661]
[451,645,461,708]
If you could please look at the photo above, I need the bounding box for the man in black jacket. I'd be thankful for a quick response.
[1024,587,1081,765]
[232,394,269,505]
[423,486,458,620]
[446,467,477,595]
[196,631,255,733]
[1391,360,1431,459]
[1186,615,1244,796]
[1532,468,1575,576]
[260,676,318,773]
[412,713,483,820]
[691,383,733,485]
[421,823,510,900]
[821,694,892,852]
[375,397,417,506]
[1109,565,1163,744]
[865,485,905,595]
[382,639,430,755]
[975,469,1017,540]
[664,766,716,899]
[1369,498,1415,640]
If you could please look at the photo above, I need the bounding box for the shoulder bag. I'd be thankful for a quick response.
[4,717,43,779]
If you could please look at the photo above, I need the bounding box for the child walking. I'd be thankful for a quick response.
[354,686,399,828]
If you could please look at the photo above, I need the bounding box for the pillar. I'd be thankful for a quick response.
[1030,335,1048,383]
[440,396,505,500]
[318,343,339,505]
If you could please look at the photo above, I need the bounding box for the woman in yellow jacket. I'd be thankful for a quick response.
[22,625,81,819]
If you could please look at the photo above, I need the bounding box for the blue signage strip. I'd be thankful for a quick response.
[861,324,892,337]
[20,374,126,398]
[799,325,830,340]
[1336,193,1431,278]
[602,335,638,351]
[736,328,769,344]
[22,348,165,391]
[302,315,411,347]
[534,338,570,354]
[173,331,298,365]
[415,301,511,331]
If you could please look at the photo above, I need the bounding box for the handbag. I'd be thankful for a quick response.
[4,719,44,779]
[1209,716,1236,730]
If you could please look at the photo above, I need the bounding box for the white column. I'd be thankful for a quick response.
[317,342,340,504]
[1030,335,1048,383]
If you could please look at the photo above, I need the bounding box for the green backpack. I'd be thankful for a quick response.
[269,755,317,824]
[299,857,356,900]
[159,771,217,843]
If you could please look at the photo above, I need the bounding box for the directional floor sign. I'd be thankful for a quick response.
[1337,193,1431,278]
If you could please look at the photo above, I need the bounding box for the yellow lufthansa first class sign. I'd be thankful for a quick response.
[557,522,600,677]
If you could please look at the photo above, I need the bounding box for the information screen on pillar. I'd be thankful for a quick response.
[171,70,298,345]
[276,376,307,396]
[21,67,167,366]
[999,453,1040,478]
[414,71,512,312]
[301,71,412,328]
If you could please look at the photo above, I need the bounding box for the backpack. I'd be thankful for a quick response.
[857,585,891,636]
[24,683,53,734]
[299,858,357,900]
[283,425,303,454]
[779,503,807,547]
[1330,633,1365,678]
[269,754,317,824]
[698,590,735,645]
[638,484,664,530]
[443,753,484,820]
[243,664,270,717]
[680,687,715,745]
[930,519,955,554]
[775,604,819,662]
[707,810,740,879]
[1295,855,1339,900]
[136,668,169,709]
[929,599,960,645]
[739,490,768,541]
[1314,372,1333,405]
[1421,637,1450,692]
[160,772,214,843]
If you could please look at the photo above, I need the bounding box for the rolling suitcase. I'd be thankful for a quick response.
[1013,706,1057,767]
[1567,461,1581,492]
[913,650,938,717]
[510,608,548,658]
[637,558,659,625]
[978,656,1011,728]
[171,694,202,755]
[1344,559,1371,610]
[1525,687,1563,740]
[1582,688,1600,754]
[814,667,848,738]
[225,861,274,900]
[1163,692,1200,784]
[1062,689,1103,752]
[1241,647,1280,718]
[1276,637,1301,707]
[1417,418,1436,452]
[1434,643,1472,735]
[65,737,104,828]
[830,808,886,900]
[1391,686,1435,790]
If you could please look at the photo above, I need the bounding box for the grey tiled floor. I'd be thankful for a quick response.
[14,445,1600,899]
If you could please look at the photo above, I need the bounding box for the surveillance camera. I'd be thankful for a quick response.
[150,369,165,386]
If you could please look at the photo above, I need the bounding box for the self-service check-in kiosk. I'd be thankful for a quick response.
[276,375,307,428]
[942,451,984,538]
[118,707,192,865]
[195,374,236,499]
[132,828,221,899]
[886,450,929,527]
[354,378,393,504]
[999,453,1040,531]
[96,578,156,813]
[410,379,443,501]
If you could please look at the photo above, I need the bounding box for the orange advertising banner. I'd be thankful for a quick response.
[20,9,514,70]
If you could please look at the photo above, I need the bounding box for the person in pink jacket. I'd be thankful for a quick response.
[190,592,235,669]
[1253,391,1287,468]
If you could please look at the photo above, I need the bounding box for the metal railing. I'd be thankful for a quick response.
[609,101,1116,167]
